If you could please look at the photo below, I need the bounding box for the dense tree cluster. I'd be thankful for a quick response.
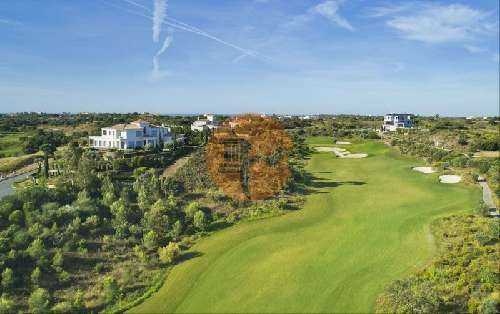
[21,129,68,155]
[288,115,382,138]
[471,135,499,152]
[0,142,213,311]
[0,112,195,133]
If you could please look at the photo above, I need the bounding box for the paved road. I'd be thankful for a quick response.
[0,171,35,199]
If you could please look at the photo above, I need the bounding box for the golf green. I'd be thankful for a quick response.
[131,138,480,313]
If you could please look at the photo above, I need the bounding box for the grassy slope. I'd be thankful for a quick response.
[131,138,480,313]
[0,132,27,157]
[0,154,41,174]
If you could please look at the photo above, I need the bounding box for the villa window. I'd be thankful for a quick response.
[136,131,143,137]
[102,130,107,135]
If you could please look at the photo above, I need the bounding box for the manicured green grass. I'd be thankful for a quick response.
[131,138,480,313]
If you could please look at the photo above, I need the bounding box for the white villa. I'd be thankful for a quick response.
[191,114,219,132]
[89,120,173,150]
[382,113,414,132]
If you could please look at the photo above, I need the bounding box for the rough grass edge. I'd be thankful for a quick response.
[103,267,172,314]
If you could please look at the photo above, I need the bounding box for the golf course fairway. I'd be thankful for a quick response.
[131,138,480,313]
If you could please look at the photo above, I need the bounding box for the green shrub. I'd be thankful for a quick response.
[51,301,73,314]
[31,267,41,288]
[143,230,158,251]
[472,136,499,151]
[0,294,14,314]
[102,276,119,304]
[1,268,14,291]
[158,242,180,264]
[95,262,105,273]
[28,288,51,314]
[193,210,207,231]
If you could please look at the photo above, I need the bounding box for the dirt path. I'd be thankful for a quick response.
[161,155,191,179]
[479,181,496,209]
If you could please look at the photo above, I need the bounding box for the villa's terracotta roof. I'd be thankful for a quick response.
[107,121,166,130]
[108,123,142,130]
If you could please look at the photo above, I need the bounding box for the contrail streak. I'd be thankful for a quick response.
[112,0,269,61]
[152,33,174,79]
[152,0,167,42]
[157,33,173,56]
[122,0,149,11]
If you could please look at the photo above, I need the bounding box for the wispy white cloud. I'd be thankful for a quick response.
[464,44,485,54]
[281,0,354,32]
[365,3,415,18]
[372,3,495,44]
[153,0,167,43]
[311,0,354,31]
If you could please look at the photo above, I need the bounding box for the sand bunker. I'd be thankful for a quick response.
[413,167,436,174]
[439,175,462,184]
[314,147,367,158]
[336,141,351,145]
[345,153,368,158]
[314,147,337,152]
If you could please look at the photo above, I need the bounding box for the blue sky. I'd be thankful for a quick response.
[0,0,498,116]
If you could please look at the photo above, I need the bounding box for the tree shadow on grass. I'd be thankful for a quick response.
[301,174,366,194]
[310,180,366,189]
[176,251,203,264]
[208,220,233,232]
